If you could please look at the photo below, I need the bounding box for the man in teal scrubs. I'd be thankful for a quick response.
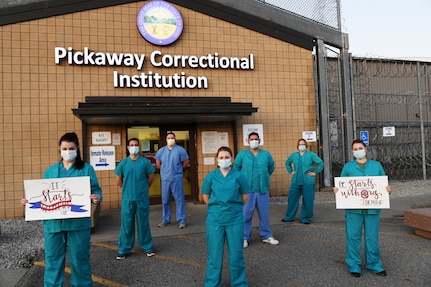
[234,132,279,248]
[115,138,155,259]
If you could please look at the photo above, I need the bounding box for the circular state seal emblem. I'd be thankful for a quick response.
[137,0,183,46]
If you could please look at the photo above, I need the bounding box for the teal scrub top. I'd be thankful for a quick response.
[285,151,324,185]
[42,161,103,232]
[340,159,386,215]
[201,168,249,225]
[233,149,274,194]
[115,156,155,202]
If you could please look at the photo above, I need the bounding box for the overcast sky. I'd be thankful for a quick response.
[340,0,431,61]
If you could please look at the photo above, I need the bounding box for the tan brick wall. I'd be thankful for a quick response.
[0,2,316,219]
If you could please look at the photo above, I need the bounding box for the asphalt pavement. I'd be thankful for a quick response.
[5,192,431,287]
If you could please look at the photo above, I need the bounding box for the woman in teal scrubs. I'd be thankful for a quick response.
[202,146,249,287]
[22,132,102,287]
[283,138,324,224]
[335,139,391,278]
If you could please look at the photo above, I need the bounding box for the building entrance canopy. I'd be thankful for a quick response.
[72,96,258,124]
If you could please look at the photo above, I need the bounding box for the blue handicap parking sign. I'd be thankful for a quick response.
[360,131,369,146]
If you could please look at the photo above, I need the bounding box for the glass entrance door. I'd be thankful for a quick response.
[127,125,196,204]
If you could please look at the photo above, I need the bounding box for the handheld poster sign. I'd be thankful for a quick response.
[23,176,91,221]
[334,176,390,209]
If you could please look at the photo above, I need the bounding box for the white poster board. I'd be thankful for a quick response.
[23,176,91,221]
[334,176,390,209]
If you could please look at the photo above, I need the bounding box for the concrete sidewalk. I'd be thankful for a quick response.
[7,191,431,287]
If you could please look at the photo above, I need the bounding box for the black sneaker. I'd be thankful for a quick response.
[116,254,126,260]
[146,250,156,257]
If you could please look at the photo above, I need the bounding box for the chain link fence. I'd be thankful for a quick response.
[327,57,431,181]
[257,0,340,30]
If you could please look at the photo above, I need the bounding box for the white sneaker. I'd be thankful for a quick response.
[243,240,248,248]
[262,237,279,245]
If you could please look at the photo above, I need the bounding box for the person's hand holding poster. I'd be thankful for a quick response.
[334,176,390,209]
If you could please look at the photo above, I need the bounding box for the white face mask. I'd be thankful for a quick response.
[129,146,139,155]
[218,159,231,169]
[298,145,306,152]
[353,149,366,159]
[249,140,259,149]
[61,150,77,161]
[167,139,175,146]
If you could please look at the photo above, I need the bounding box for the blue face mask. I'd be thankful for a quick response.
[249,140,259,149]
[353,149,366,159]
[218,159,231,169]
[61,150,77,161]
[129,146,140,155]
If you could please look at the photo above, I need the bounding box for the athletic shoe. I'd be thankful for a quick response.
[262,237,279,245]
[116,254,126,260]
[146,250,156,257]
[178,223,186,229]
[158,222,169,228]
[243,240,248,248]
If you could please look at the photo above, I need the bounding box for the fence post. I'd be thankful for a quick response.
[417,62,427,180]
[316,38,332,187]
[340,35,355,161]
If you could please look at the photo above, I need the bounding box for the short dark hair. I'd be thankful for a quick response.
[352,139,366,147]
[248,132,259,139]
[128,138,139,145]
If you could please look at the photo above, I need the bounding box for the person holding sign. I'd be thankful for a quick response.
[283,139,324,224]
[21,132,102,287]
[115,138,156,259]
[201,146,249,287]
[334,139,391,278]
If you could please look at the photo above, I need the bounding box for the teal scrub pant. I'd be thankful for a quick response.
[118,200,153,254]
[205,222,248,287]
[345,212,384,273]
[284,183,315,223]
[44,229,92,287]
